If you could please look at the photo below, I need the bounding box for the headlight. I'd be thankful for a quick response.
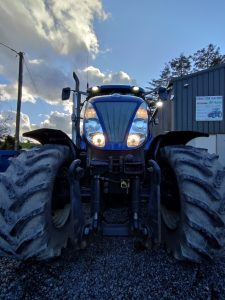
[84,103,105,147]
[136,107,148,119]
[85,107,96,119]
[127,102,148,148]
[127,134,141,147]
[92,133,105,147]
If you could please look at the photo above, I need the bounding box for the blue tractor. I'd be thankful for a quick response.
[0,72,225,262]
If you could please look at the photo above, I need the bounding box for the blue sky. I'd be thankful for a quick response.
[95,0,225,86]
[0,0,225,137]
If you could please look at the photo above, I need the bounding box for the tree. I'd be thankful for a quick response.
[159,63,172,87]
[0,114,10,138]
[169,53,191,77]
[0,135,15,150]
[148,63,172,93]
[0,121,9,138]
[192,44,225,71]
[147,44,225,92]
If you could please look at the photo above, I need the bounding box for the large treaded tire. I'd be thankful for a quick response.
[0,144,74,260]
[159,145,225,263]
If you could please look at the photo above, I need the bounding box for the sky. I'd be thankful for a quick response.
[0,0,225,138]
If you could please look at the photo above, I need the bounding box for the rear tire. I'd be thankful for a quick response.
[159,145,225,263]
[0,144,77,260]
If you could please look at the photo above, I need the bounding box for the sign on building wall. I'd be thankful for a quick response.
[196,96,223,121]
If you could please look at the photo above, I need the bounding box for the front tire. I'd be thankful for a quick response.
[159,145,225,263]
[0,144,78,260]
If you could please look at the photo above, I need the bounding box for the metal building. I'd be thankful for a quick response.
[152,63,225,162]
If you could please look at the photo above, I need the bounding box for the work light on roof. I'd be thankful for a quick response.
[91,86,99,93]
[156,100,163,108]
[132,86,140,92]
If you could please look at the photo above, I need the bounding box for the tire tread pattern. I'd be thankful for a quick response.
[160,145,225,262]
[0,145,71,260]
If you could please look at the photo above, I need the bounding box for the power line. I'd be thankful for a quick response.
[0,42,19,54]
[23,57,39,95]
[0,42,39,95]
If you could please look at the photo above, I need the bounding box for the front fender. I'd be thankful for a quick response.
[147,131,208,160]
[23,128,77,158]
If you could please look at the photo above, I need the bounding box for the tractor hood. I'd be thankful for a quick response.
[83,94,150,150]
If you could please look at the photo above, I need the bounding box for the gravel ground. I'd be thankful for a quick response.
[1,236,225,300]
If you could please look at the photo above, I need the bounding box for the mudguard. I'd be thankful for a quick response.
[23,128,77,158]
[148,131,208,160]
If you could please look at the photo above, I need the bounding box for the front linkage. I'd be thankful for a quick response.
[68,157,161,249]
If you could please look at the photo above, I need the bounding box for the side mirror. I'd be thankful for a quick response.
[62,87,71,100]
[158,87,168,101]
[157,84,173,101]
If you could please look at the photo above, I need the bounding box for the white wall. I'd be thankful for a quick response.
[187,134,225,164]
[217,134,225,164]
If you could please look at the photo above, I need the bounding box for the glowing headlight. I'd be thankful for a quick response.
[136,107,148,119]
[92,133,105,147]
[127,134,141,147]
[84,103,105,147]
[127,102,148,148]
[85,107,96,119]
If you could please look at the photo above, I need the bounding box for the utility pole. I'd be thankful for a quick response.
[0,42,24,151]
[15,52,23,150]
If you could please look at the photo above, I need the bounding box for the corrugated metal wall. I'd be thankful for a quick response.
[151,99,174,137]
[151,64,225,135]
[173,64,225,134]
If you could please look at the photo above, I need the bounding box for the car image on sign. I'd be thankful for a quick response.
[208,108,222,118]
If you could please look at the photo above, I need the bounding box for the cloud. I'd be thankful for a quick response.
[0,84,36,103]
[0,0,108,105]
[0,0,137,136]
[0,110,71,140]
[40,111,71,135]
[0,1,136,106]
[0,0,107,57]
[81,66,136,86]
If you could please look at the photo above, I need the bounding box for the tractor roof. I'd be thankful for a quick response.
[87,85,145,99]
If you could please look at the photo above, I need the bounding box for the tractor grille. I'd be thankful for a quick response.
[95,101,137,143]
